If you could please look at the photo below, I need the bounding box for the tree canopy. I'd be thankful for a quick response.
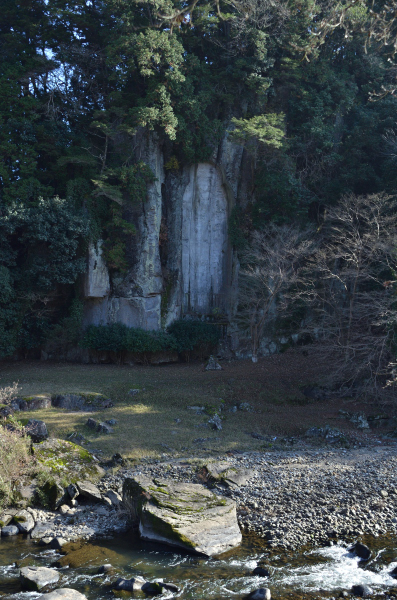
[2,0,397,355]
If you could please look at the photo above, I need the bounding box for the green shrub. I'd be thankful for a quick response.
[80,320,220,362]
[125,328,177,354]
[80,323,177,363]
[80,323,129,353]
[167,319,220,357]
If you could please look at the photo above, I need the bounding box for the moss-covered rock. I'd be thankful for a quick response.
[122,475,241,556]
[51,393,112,411]
[14,395,52,411]
[33,439,103,483]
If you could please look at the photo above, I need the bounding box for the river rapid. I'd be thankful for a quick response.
[1,531,397,599]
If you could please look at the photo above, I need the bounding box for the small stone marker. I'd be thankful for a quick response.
[205,355,222,371]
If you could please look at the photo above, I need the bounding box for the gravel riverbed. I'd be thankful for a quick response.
[103,442,397,551]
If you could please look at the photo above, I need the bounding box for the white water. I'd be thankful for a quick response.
[274,544,397,592]
[1,536,397,599]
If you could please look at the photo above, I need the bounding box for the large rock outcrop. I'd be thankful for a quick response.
[82,128,245,334]
[122,475,242,556]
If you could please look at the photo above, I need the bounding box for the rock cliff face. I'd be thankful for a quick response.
[83,130,246,332]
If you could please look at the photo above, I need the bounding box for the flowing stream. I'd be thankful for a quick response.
[1,532,397,599]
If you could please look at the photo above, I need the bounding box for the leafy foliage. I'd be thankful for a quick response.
[80,319,220,361]
[167,319,221,354]
[0,198,89,356]
[80,323,177,359]
[231,114,285,149]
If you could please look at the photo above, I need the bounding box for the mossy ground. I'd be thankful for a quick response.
[0,349,391,460]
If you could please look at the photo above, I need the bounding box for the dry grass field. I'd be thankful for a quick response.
[0,349,392,460]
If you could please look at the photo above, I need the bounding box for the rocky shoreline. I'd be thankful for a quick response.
[2,443,397,553]
[2,442,397,600]
[112,442,397,552]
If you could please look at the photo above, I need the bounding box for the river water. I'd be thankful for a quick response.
[1,532,397,599]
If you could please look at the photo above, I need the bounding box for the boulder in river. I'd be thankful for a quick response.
[113,576,147,591]
[252,566,270,577]
[351,584,373,597]
[349,541,372,561]
[113,576,176,595]
[246,588,271,600]
[38,590,87,600]
[98,564,113,574]
[123,475,242,556]
[1,525,19,536]
[50,537,67,550]
[20,566,60,591]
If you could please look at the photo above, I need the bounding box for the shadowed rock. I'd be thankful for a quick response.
[252,566,270,577]
[351,584,373,597]
[25,419,49,442]
[76,480,102,502]
[246,588,271,600]
[349,541,372,561]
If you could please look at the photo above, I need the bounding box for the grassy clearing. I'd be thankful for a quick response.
[0,351,383,460]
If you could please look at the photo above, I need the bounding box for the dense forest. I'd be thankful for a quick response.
[2,0,397,388]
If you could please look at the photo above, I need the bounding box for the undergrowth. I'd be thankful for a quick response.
[0,422,35,509]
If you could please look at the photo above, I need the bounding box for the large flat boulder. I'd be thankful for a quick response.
[76,480,102,502]
[20,566,60,591]
[123,475,241,556]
